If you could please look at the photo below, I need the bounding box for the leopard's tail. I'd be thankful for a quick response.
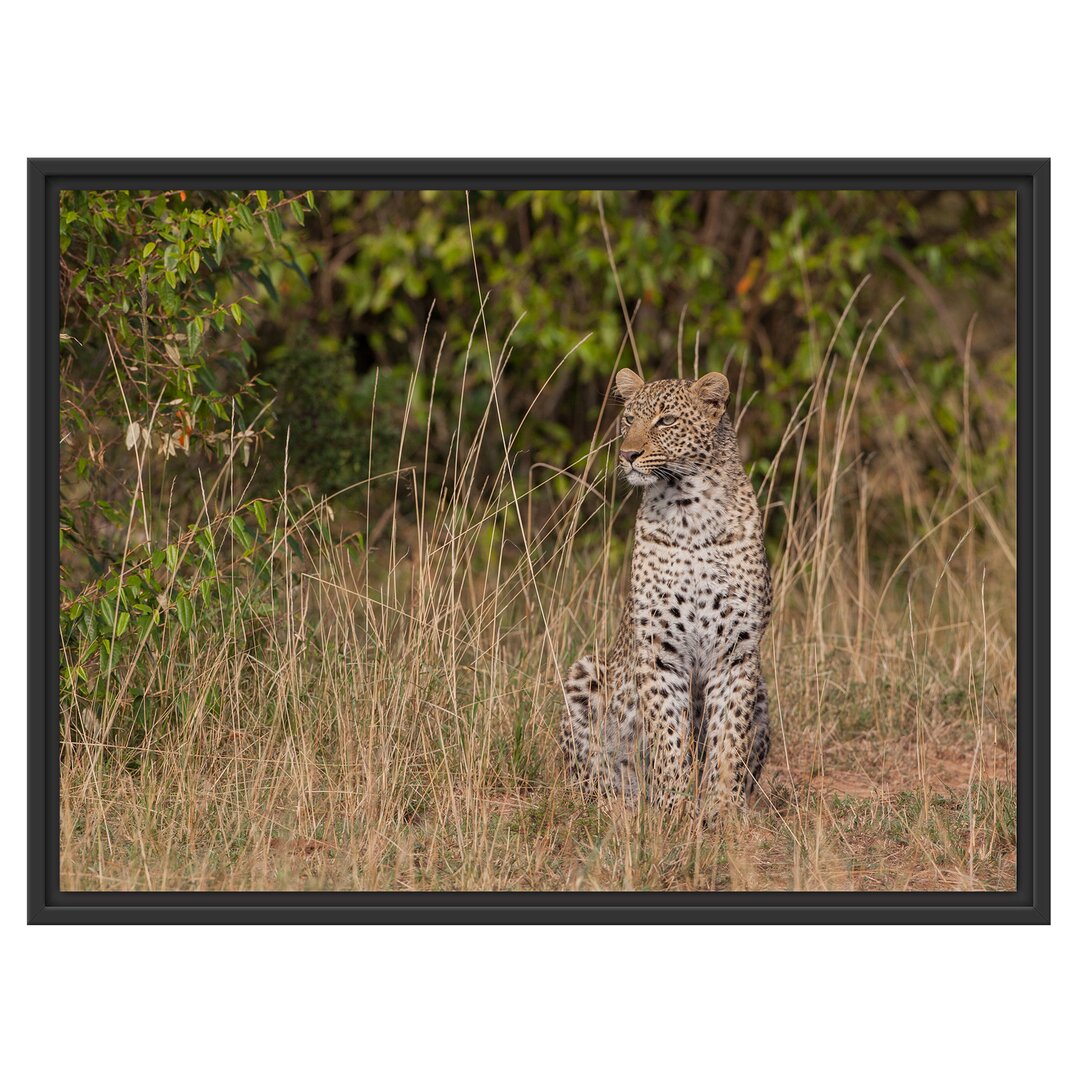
[561,656,640,801]
[561,655,605,786]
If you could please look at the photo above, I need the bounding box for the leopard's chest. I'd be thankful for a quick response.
[629,534,734,658]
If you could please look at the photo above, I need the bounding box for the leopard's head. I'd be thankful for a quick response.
[613,369,729,487]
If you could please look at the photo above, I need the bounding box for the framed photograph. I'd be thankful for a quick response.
[28,159,1048,923]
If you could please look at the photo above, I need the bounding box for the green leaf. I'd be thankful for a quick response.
[195,527,215,560]
[187,320,202,357]
[230,302,243,325]
[142,241,157,258]
[266,209,283,242]
[256,190,268,211]
[115,610,130,637]
[229,515,253,548]
[255,268,279,303]
[252,499,268,532]
[176,594,194,633]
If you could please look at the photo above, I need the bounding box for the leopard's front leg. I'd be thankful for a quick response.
[638,658,693,810]
[699,646,762,818]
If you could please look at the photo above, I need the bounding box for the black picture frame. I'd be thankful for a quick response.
[28,158,1050,924]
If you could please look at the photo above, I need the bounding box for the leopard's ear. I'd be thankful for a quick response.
[693,371,729,410]
[615,368,644,401]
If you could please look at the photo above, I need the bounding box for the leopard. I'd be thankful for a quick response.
[560,367,772,817]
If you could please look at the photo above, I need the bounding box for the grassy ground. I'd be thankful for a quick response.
[60,306,1017,892]
[58,574,1016,892]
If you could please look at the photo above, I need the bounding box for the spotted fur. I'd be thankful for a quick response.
[561,369,772,817]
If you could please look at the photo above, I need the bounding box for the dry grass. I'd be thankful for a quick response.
[60,297,1017,893]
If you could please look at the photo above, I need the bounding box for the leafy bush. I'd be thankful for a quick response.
[59,186,1016,746]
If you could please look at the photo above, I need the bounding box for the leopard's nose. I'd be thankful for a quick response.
[620,449,642,465]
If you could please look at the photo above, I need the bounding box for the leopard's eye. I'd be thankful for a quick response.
[657,415,678,426]
[623,414,635,425]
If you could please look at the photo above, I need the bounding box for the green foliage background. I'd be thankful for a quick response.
[58,186,1016,727]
